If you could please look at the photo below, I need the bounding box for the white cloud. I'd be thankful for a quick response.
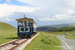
[18,0,46,6]
[0,3,40,22]
[6,0,10,2]
[38,18,55,21]
[53,14,70,21]
[17,0,70,18]
[38,8,75,21]
[1,0,75,27]
[38,13,75,21]
[67,9,74,14]
[17,0,57,7]
[0,3,40,17]
[0,18,15,22]
[18,0,75,16]
[0,0,75,23]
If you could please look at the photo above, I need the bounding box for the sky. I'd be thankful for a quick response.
[0,0,75,27]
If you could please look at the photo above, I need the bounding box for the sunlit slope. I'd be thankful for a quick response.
[0,22,17,44]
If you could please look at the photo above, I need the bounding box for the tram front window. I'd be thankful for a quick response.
[18,21,23,27]
[24,21,27,27]
[28,21,33,26]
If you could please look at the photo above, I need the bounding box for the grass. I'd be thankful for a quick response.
[49,30,75,35]
[64,34,75,39]
[50,30,75,39]
[0,22,18,44]
[51,27,75,32]
[24,32,62,50]
[50,27,75,39]
[51,30,75,39]
[24,30,75,50]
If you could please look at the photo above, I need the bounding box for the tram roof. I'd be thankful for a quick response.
[16,18,36,24]
[16,18,33,21]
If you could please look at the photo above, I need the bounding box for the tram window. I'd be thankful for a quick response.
[28,21,31,26]
[24,21,27,26]
[18,21,23,26]
[31,23,33,26]
[28,21,33,26]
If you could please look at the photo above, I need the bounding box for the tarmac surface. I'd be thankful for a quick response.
[57,35,75,50]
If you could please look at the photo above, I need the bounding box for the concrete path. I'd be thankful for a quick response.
[57,35,75,50]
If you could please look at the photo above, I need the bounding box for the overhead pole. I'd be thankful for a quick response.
[23,13,27,18]
[23,13,28,26]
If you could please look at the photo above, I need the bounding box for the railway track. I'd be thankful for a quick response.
[0,33,39,50]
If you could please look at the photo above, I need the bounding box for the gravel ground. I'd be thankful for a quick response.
[14,33,39,50]
[0,39,26,50]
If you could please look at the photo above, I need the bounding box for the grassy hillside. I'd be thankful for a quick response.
[37,27,57,31]
[51,27,75,32]
[24,32,62,50]
[49,23,75,28]
[0,22,17,44]
[37,23,75,31]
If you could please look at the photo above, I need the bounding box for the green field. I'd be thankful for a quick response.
[64,34,75,39]
[51,27,75,39]
[51,30,75,39]
[24,30,75,50]
[50,30,75,35]
[24,32,62,50]
[0,22,17,44]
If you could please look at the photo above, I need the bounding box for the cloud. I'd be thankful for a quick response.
[18,0,75,7]
[0,3,40,22]
[38,8,75,21]
[0,18,15,22]
[6,0,10,2]
[17,0,69,17]
[1,0,75,27]
[38,14,75,21]
[18,0,49,6]
[18,0,75,22]
[67,9,74,14]
[38,18,55,21]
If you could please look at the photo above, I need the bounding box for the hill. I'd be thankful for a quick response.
[49,23,75,28]
[51,27,75,32]
[37,23,75,31]
[37,26,57,31]
[0,22,17,44]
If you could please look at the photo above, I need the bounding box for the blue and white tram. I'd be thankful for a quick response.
[16,18,36,38]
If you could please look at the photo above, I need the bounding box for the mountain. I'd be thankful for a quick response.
[37,23,75,31]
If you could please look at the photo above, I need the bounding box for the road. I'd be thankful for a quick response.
[57,35,75,50]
